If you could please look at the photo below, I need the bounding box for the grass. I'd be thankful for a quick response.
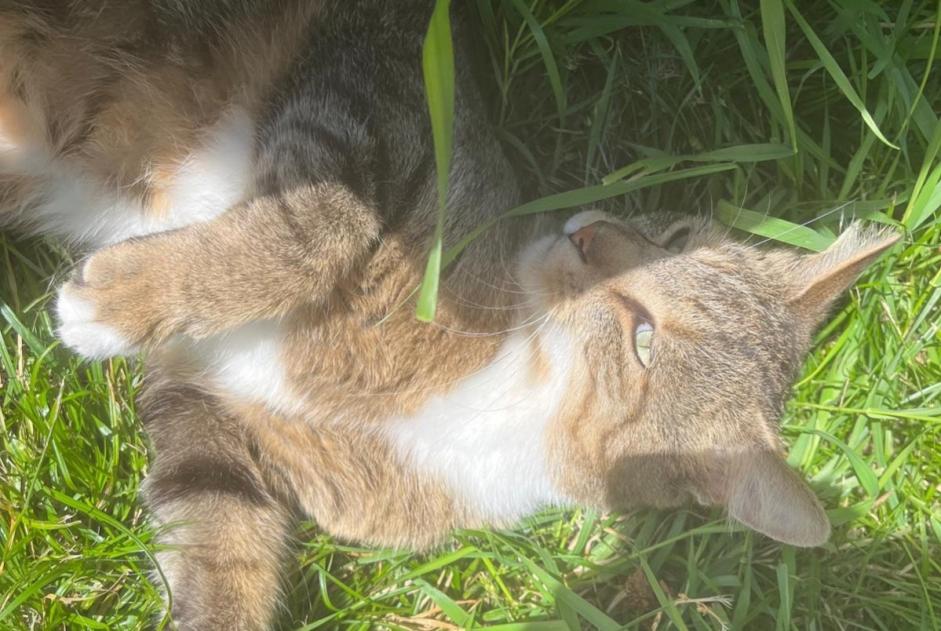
[2,0,940,628]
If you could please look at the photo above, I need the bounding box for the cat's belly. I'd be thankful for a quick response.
[0,107,255,247]
[382,328,574,524]
[187,319,306,416]
[188,319,573,525]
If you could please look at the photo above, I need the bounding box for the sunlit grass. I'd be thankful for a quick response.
[2,1,939,629]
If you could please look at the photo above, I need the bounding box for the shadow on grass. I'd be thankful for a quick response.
[268,452,937,630]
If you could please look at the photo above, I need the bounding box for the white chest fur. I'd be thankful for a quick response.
[383,327,574,524]
[0,107,254,247]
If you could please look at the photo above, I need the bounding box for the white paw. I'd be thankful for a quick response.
[563,209,616,235]
[55,285,138,359]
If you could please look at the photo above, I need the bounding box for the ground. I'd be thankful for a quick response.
[1,1,940,629]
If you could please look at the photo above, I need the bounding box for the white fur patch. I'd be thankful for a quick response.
[158,108,256,228]
[564,209,613,235]
[1,108,254,247]
[383,327,575,523]
[55,287,137,359]
[189,319,305,416]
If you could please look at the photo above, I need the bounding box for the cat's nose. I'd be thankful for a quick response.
[565,210,612,262]
[568,223,598,262]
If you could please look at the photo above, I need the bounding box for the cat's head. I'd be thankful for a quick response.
[520,210,898,547]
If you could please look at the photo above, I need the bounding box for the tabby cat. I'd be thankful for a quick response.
[0,1,896,628]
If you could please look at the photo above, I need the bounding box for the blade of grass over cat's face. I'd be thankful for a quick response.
[602,143,794,185]
[716,201,834,251]
[415,0,454,322]
[442,163,737,268]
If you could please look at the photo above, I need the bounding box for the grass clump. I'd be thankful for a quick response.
[2,1,940,629]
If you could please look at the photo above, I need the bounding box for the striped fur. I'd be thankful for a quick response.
[0,2,898,628]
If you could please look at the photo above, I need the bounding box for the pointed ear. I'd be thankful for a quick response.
[724,451,830,547]
[789,222,899,323]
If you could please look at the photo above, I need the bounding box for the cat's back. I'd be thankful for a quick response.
[0,0,324,244]
[1,0,517,248]
[259,0,519,239]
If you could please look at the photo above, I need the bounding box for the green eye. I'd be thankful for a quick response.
[634,320,654,367]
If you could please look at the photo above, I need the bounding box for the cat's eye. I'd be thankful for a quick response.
[633,320,654,368]
[663,226,691,253]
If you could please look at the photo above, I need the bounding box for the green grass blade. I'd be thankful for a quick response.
[585,46,619,178]
[415,242,442,323]
[902,118,941,230]
[511,0,566,123]
[655,16,702,89]
[603,143,793,184]
[807,429,881,499]
[716,201,834,251]
[761,0,798,151]
[785,0,899,150]
[482,623,570,631]
[826,500,876,528]
[1,303,48,356]
[775,559,793,631]
[414,579,471,626]
[415,0,455,322]
[523,559,620,631]
[443,163,736,267]
[639,557,690,631]
[399,546,479,581]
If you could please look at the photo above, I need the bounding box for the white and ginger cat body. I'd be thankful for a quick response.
[1,87,896,547]
[0,2,900,628]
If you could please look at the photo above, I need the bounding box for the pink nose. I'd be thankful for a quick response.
[568,222,599,262]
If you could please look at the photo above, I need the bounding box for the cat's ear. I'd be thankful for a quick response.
[789,222,899,323]
[728,451,830,546]
[699,450,830,547]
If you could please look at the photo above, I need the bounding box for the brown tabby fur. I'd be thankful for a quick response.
[0,0,317,215]
[0,2,899,629]
[143,214,895,628]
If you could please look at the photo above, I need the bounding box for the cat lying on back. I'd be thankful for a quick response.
[0,0,897,628]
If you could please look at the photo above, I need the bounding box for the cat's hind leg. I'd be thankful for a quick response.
[141,373,294,630]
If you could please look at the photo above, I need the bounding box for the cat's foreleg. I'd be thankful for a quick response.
[141,376,294,631]
[55,182,381,358]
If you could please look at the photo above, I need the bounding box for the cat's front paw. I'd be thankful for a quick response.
[55,242,168,359]
[55,284,138,359]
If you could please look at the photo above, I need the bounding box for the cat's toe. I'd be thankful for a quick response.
[55,283,138,359]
